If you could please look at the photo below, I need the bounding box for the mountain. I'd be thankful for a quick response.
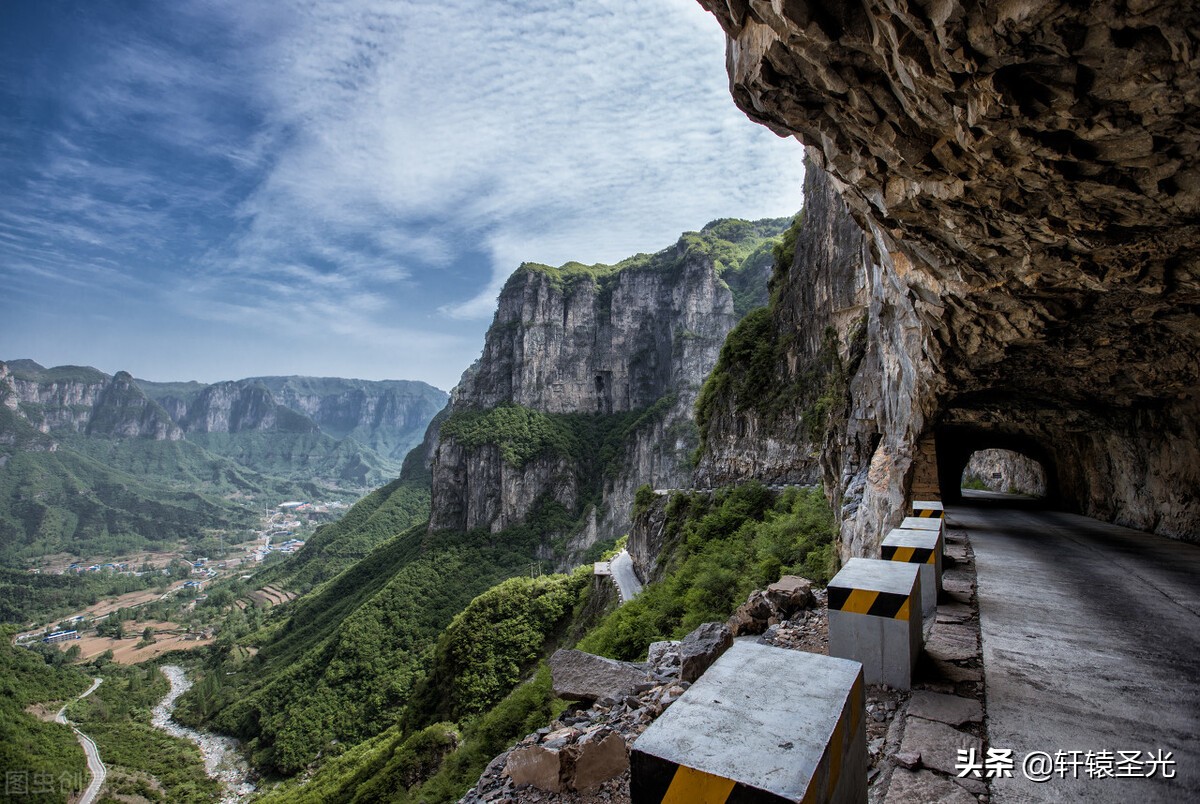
[431,218,788,560]
[0,361,447,566]
[175,216,786,777]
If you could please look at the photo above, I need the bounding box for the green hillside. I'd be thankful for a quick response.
[0,629,90,803]
[192,481,837,802]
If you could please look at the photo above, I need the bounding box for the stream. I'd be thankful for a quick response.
[152,665,256,802]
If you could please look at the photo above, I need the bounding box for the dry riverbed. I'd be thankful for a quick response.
[152,665,256,803]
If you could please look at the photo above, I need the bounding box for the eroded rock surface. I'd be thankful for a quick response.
[696,0,1200,543]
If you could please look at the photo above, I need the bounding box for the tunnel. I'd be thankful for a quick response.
[935,424,1059,506]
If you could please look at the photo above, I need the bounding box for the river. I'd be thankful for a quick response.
[152,665,256,802]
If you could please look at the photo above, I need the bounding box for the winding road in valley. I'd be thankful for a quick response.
[56,677,105,804]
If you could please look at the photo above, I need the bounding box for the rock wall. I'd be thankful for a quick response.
[3,362,182,441]
[177,381,317,434]
[696,0,1200,544]
[429,220,784,556]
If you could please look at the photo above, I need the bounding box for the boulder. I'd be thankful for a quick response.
[570,730,628,792]
[679,622,732,683]
[505,744,564,793]
[550,649,647,701]
[766,576,813,615]
[727,604,764,637]
[646,640,680,672]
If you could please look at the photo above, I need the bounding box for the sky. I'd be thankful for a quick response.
[0,0,805,391]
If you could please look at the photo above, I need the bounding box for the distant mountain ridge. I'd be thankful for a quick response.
[5,360,447,467]
[0,360,447,564]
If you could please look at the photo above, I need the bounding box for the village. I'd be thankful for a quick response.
[12,499,347,664]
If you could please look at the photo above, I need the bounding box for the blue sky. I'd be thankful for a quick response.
[0,0,805,391]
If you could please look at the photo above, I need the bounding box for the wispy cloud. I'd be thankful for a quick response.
[0,0,804,388]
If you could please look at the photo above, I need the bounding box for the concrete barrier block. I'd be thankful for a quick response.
[828,558,922,689]
[881,528,943,620]
[911,500,944,519]
[631,642,866,803]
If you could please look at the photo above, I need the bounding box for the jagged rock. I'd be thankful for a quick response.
[645,640,680,672]
[549,650,647,702]
[570,731,628,792]
[766,576,814,615]
[907,691,983,727]
[692,2,1200,546]
[428,220,785,557]
[885,769,976,804]
[505,744,564,793]
[679,622,733,683]
[899,718,982,777]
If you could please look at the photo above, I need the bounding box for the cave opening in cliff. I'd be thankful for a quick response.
[935,425,1059,506]
[959,448,1048,499]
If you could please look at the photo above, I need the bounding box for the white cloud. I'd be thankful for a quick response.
[193,0,805,320]
[2,0,805,386]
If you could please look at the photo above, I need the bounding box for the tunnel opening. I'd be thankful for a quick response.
[935,424,1061,507]
[960,448,1048,498]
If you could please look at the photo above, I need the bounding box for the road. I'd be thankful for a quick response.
[953,494,1200,802]
[56,677,106,804]
[608,549,643,602]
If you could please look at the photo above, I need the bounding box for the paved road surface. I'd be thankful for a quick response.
[608,549,643,602]
[56,677,106,804]
[952,496,1200,802]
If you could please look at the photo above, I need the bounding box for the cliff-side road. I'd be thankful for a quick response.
[608,549,642,603]
[955,495,1200,802]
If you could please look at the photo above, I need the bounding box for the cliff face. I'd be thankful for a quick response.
[250,377,447,461]
[1,361,449,489]
[4,362,182,441]
[695,165,872,488]
[178,381,318,434]
[429,219,785,555]
[696,0,1200,545]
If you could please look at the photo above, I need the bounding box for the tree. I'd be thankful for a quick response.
[142,626,154,642]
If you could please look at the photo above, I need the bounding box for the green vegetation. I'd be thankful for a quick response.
[695,308,865,457]
[258,476,431,593]
[256,665,562,804]
[0,567,161,624]
[579,483,837,661]
[0,628,90,803]
[511,216,790,319]
[404,569,589,725]
[441,399,672,474]
[961,475,989,491]
[68,663,220,803]
[175,515,553,774]
[0,446,259,565]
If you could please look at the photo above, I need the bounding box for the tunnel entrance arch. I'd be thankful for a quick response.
[960,448,1048,497]
[935,425,1059,505]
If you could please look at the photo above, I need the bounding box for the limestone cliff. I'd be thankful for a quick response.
[428,219,786,558]
[177,381,318,434]
[4,361,181,441]
[696,0,1200,546]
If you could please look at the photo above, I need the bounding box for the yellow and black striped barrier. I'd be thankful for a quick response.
[827,558,923,689]
[911,500,943,519]
[881,527,943,620]
[631,642,867,803]
[827,584,912,621]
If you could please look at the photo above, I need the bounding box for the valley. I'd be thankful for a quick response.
[2,2,1196,800]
